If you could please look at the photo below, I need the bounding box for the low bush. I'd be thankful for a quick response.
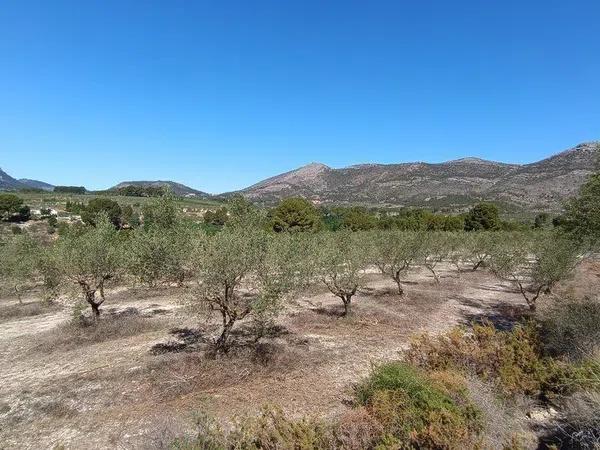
[405,321,588,398]
[354,362,483,449]
[171,407,335,450]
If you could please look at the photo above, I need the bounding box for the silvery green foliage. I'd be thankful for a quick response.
[0,233,39,301]
[127,224,193,287]
[189,227,303,350]
[489,231,580,311]
[53,213,124,316]
[311,230,370,315]
[418,232,451,283]
[370,230,421,295]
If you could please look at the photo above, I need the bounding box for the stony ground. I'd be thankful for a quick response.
[0,263,544,449]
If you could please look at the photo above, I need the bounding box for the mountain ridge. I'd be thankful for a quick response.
[2,141,598,212]
[239,142,599,211]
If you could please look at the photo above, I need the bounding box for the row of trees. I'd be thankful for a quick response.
[0,198,581,351]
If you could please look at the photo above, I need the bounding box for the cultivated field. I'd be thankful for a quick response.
[3,259,595,449]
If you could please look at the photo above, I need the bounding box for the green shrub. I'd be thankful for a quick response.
[354,362,483,449]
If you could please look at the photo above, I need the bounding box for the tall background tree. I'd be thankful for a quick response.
[464,202,500,231]
[0,193,30,222]
[270,197,322,232]
[81,198,122,227]
[562,145,600,247]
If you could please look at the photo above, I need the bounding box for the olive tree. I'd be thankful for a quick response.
[563,167,600,248]
[189,228,300,351]
[371,230,420,295]
[312,231,369,316]
[465,231,498,271]
[0,234,39,302]
[418,232,450,283]
[445,232,469,274]
[270,197,322,233]
[127,224,192,287]
[489,231,579,311]
[53,214,124,318]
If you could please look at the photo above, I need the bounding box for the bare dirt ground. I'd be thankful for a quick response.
[1,261,582,449]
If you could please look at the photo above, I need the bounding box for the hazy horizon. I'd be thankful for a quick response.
[1,1,599,193]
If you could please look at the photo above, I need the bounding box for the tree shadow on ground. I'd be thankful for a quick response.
[150,323,295,359]
[150,327,209,354]
[309,303,346,317]
[452,295,530,331]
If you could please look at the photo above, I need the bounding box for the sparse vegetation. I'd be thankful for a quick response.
[1,192,598,449]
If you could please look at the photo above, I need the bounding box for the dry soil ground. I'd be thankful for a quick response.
[2,261,594,449]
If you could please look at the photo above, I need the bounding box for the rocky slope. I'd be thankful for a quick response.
[240,142,599,211]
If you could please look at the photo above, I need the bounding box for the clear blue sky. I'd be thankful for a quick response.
[1,0,599,193]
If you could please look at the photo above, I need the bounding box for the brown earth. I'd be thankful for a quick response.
[2,261,595,449]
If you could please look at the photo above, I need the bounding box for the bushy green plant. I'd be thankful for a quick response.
[0,234,40,302]
[141,195,180,230]
[189,228,302,351]
[354,362,483,449]
[127,225,192,286]
[270,197,322,233]
[81,197,122,227]
[464,202,500,231]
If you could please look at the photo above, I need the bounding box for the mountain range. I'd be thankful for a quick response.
[238,142,598,212]
[1,141,598,212]
[0,169,55,191]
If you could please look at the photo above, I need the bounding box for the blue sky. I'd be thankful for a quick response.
[1,0,599,193]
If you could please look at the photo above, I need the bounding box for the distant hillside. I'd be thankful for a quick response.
[18,179,55,191]
[240,142,599,212]
[0,168,28,190]
[110,180,209,197]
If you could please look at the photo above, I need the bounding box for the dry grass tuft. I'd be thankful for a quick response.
[34,311,167,353]
[0,300,58,322]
